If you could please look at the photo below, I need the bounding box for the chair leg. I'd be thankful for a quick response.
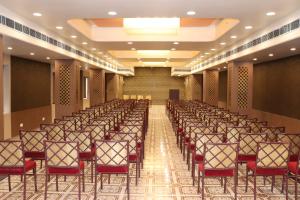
[23,174,27,200]
[44,173,48,200]
[197,169,201,193]
[271,176,274,192]
[56,175,58,191]
[192,160,195,186]
[94,173,97,200]
[254,174,257,200]
[285,174,288,200]
[78,174,81,200]
[136,161,138,186]
[8,175,11,191]
[201,175,205,199]
[224,177,227,193]
[281,174,285,193]
[33,168,37,192]
[127,173,130,200]
[245,168,249,192]
[108,174,110,184]
[100,174,103,189]
[234,172,238,200]
[82,170,85,192]
[296,174,298,200]
[91,160,93,183]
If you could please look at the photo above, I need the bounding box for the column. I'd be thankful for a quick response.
[89,68,105,106]
[227,61,253,114]
[0,35,4,139]
[106,73,123,101]
[203,70,219,106]
[54,59,82,118]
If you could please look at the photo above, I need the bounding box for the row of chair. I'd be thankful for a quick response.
[166,99,300,200]
[0,99,149,200]
[123,94,152,100]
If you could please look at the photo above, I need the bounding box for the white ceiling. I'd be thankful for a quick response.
[0,0,300,68]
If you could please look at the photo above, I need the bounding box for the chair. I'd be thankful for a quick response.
[137,95,144,100]
[260,126,285,141]
[111,132,140,185]
[82,124,109,142]
[54,118,76,131]
[245,142,290,200]
[226,126,251,143]
[191,132,223,185]
[65,131,94,182]
[0,140,37,200]
[246,121,268,133]
[288,152,300,199]
[44,141,85,200]
[277,133,300,161]
[123,95,130,100]
[20,130,48,168]
[40,124,65,141]
[94,140,129,200]
[198,143,239,200]
[238,133,267,163]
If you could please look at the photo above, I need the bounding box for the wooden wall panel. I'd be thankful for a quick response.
[89,68,105,106]
[123,68,185,104]
[185,74,203,100]
[0,36,3,139]
[203,70,219,106]
[253,55,300,119]
[218,70,227,102]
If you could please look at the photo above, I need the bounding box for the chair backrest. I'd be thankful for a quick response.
[95,140,129,166]
[73,112,90,125]
[217,121,238,135]
[20,130,48,153]
[0,140,24,167]
[63,116,82,130]
[260,126,285,141]
[82,125,107,142]
[65,131,92,153]
[54,119,76,131]
[194,133,224,155]
[111,132,137,155]
[40,124,65,141]
[44,141,79,168]
[189,126,216,143]
[119,125,143,143]
[238,133,267,155]
[204,143,238,169]
[256,142,290,168]
[277,133,300,158]
[226,126,251,143]
[246,121,268,133]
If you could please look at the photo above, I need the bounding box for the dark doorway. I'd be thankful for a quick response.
[169,89,180,101]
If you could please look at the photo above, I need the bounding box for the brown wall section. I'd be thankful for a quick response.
[218,70,227,102]
[185,74,203,100]
[123,68,185,104]
[89,68,105,106]
[253,54,300,120]
[0,36,4,139]
[106,73,123,101]
[11,56,51,112]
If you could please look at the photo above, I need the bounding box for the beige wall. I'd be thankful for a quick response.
[124,67,185,104]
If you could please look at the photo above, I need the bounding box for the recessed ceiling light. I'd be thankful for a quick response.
[290,47,296,51]
[70,35,77,38]
[200,55,204,58]
[218,68,221,71]
[204,52,210,55]
[171,48,176,51]
[127,41,133,45]
[82,42,88,45]
[269,53,274,57]
[245,26,253,30]
[32,12,42,17]
[223,66,227,69]
[108,11,117,16]
[131,48,136,51]
[91,48,96,51]
[7,47,13,50]
[98,51,103,54]
[56,26,63,30]
[220,42,226,45]
[266,12,276,16]
[230,35,237,39]
[30,52,35,56]
[253,58,258,61]
[173,42,179,45]
[46,57,50,60]
[187,11,196,16]
[211,48,216,51]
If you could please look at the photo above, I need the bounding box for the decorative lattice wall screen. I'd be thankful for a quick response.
[237,66,249,109]
[58,65,71,105]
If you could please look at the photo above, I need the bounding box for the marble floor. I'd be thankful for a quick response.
[0,105,297,199]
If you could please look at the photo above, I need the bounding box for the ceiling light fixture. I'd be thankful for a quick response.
[220,42,226,45]
[98,51,103,54]
[7,47,13,50]
[266,12,276,16]
[108,11,117,16]
[253,58,258,61]
[32,12,42,17]
[204,52,210,55]
[56,26,63,30]
[245,26,253,30]
[91,48,96,51]
[173,42,179,45]
[269,53,274,57]
[131,48,136,51]
[223,66,227,69]
[30,52,35,56]
[46,57,50,60]
[171,48,176,51]
[211,48,216,51]
[70,35,77,38]
[187,11,196,16]
[290,47,296,51]
[230,35,237,39]
[82,42,88,45]
[127,41,133,45]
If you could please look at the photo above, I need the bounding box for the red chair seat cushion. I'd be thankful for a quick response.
[0,160,36,175]
[129,154,138,162]
[289,154,298,162]
[96,165,128,173]
[79,151,95,160]
[198,162,234,176]
[238,154,256,162]
[48,161,84,174]
[288,162,300,174]
[194,154,203,162]
[189,144,195,150]
[177,128,183,133]
[24,151,45,159]
[247,161,287,175]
